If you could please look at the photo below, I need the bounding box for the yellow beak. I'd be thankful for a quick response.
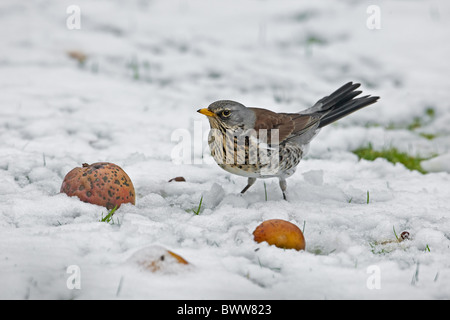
[197,108,216,117]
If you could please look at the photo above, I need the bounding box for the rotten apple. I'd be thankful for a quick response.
[61,162,135,209]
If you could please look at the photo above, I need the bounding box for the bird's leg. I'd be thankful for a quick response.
[240,177,256,194]
[279,178,287,200]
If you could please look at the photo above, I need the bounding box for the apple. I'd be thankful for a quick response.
[61,162,135,209]
[253,219,305,251]
[128,245,189,273]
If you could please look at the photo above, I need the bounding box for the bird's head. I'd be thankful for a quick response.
[197,100,256,131]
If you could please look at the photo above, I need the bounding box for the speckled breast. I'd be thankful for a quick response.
[207,128,303,178]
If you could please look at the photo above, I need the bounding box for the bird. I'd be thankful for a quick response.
[197,82,379,200]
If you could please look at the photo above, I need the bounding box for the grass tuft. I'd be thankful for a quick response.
[352,143,431,174]
[418,132,438,140]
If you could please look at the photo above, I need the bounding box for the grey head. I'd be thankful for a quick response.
[200,100,256,130]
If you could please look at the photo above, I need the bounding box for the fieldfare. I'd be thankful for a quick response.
[198,82,379,200]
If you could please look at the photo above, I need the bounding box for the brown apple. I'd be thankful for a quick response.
[61,162,135,209]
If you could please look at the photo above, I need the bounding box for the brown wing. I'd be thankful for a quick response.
[249,108,320,144]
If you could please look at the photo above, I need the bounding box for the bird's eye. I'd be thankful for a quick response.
[222,109,231,117]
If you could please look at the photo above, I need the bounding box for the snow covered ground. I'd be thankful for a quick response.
[1,0,450,300]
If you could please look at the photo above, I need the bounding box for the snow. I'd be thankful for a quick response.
[1,0,450,300]
[422,153,450,173]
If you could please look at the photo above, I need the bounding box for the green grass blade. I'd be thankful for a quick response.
[193,196,203,215]
[101,205,118,223]
[264,182,267,201]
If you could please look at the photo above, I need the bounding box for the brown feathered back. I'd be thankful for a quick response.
[250,108,320,144]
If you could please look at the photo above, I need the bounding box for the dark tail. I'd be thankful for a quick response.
[315,82,379,128]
